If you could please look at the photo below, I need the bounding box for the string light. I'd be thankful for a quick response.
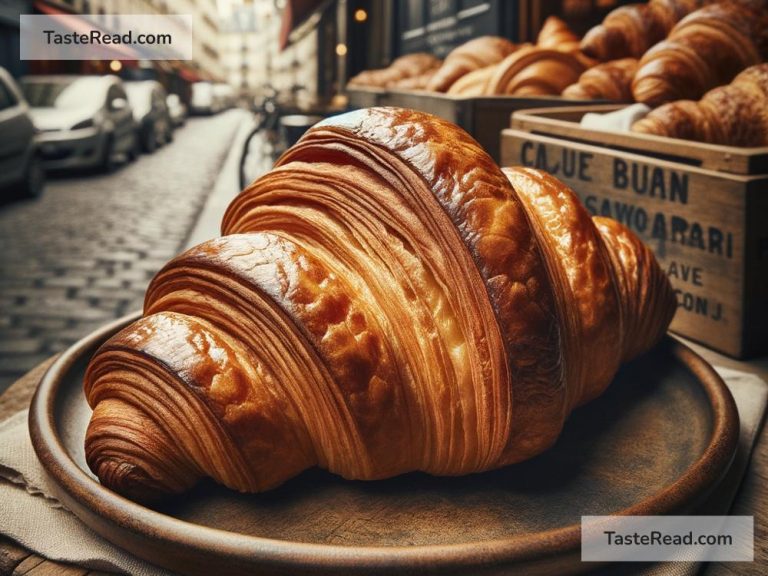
[335,43,348,56]
[354,9,368,22]
[109,60,122,72]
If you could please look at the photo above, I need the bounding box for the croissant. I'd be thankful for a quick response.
[562,58,639,100]
[537,16,581,51]
[348,53,440,88]
[446,64,496,96]
[84,108,676,503]
[632,63,768,145]
[425,36,517,92]
[580,0,699,61]
[485,46,587,96]
[393,69,438,90]
[631,2,768,106]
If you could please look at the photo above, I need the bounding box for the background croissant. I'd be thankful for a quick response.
[484,46,587,96]
[632,63,768,145]
[425,36,517,92]
[631,2,768,106]
[84,108,676,503]
[580,0,699,61]
[536,15,581,52]
[347,53,441,89]
[562,58,639,100]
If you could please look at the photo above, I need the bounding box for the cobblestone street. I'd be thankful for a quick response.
[0,110,245,394]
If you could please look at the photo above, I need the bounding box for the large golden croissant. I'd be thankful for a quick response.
[631,2,768,106]
[562,58,639,100]
[425,36,517,92]
[580,0,699,61]
[632,63,768,145]
[84,108,676,503]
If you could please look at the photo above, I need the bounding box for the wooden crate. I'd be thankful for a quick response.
[347,87,387,109]
[381,90,595,162]
[501,106,768,358]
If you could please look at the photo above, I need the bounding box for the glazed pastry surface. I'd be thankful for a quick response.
[562,58,639,100]
[631,2,768,105]
[632,63,768,145]
[580,0,700,61]
[84,108,676,502]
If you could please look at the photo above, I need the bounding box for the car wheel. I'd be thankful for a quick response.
[128,133,140,161]
[143,127,157,153]
[17,153,46,199]
[99,136,116,173]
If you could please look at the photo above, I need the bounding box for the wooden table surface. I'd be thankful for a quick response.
[1,338,766,576]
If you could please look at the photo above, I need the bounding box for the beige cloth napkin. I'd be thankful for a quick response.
[0,367,765,576]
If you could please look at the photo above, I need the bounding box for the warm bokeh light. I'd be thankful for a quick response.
[335,43,348,56]
[109,60,122,72]
[354,9,368,22]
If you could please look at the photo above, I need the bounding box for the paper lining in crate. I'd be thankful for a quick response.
[347,87,388,109]
[501,105,768,358]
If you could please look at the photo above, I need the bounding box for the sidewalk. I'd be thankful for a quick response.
[0,109,254,395]
[183,112,257,249]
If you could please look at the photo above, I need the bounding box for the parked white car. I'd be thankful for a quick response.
[22,75,138,172]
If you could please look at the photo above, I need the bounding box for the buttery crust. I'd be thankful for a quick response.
[537,16,581,52]
[425,36,518,92]
[562,58,639,100]
[580,0,699,61]
[348,53,441,89]
[632,63,768,145]
[84,108,676,502]
[485,46,586,96]
[631,2,768,106]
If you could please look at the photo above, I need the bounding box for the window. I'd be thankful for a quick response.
[0,79,19,111]
[107,85,122,108]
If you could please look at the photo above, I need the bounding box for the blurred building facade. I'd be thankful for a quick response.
[1,0,339,108]
[2,0,222,85]
[0,0,31,77]
[165,0,222,81]
[221,0,320,108]
[82,0,223,81]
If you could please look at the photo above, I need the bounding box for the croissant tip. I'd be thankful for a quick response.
[89,456,170,505]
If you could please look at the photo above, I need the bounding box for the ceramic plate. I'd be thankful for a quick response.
[29,313,739,575]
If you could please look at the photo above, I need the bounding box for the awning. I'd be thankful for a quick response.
[178,67,201,82]
[279,0,330,51]
[33,0,141,60]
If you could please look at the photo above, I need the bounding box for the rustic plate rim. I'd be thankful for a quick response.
[28,312,740,572]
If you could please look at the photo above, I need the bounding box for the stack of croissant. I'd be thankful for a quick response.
[347,0,767,115]
[84,108,676,503]
[564,0,768,103]
[348,18,593,97]
[559,0,768,146]
[347,53,442,89]
[632,63,768,145]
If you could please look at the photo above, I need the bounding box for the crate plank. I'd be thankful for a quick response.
[347,87,387,109]
[502,127,768,358]
[510,106,768,175]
